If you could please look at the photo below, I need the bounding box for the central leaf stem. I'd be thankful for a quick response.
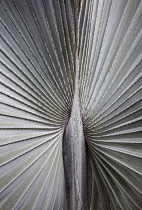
[63,56,89,209]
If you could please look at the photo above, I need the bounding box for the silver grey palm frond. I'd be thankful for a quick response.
[78,0,142,209]
[0,0,142,209]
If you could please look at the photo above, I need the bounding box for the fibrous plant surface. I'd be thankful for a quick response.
[0,0,142,209]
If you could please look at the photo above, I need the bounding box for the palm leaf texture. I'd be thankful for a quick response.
[0,0,142,209]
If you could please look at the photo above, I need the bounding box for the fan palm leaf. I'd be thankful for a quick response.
[0,0,142,209]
